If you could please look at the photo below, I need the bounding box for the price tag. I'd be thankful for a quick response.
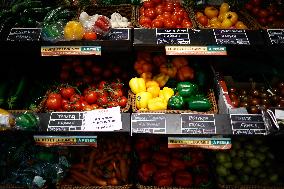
[213,29,250,45]
[47,107,122,132]
[267,29,284,44]
[230,114,267,135]
[47,112,85,131]
[109,28,130,40]
[84,107,122,131]
[181,114,216,134]
[34,135,97,147]
[7,28,41,41]
[131,113,166,134]
[168,137,231,149]
[165,45,226,55]
[41,46,101,56]
[156,28,190,45]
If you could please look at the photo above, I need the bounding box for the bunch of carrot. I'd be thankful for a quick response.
[61,136,132,186]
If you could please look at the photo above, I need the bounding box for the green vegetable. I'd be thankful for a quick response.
[187,96,211,112]
[16,112,39,130]
[216,153,227,163]
[242,166,252,174]
[223,162,232,169]
[43,7,64,24]
[165,78,178,88]
[245,150,254,158]
[240,174,249,184]
[216,165,227,176]
[248,158,260,168]
[168,95,185,110]
[11,1,42,14]
[7,77,27,109]
[0,81,9,107]
[226,175,237,184]
[177,82,198,97]
[0,10,12,22]
[233,158,243,170]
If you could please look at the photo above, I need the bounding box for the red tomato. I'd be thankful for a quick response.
[110,80,124,89]
[83,32,97,40]
[60,87,75,100]
[84,60,93,68]
[97,96,108,107]
[110,89,123,99]
[83,75,93,84]
[170,159,186,172]
[74,66,85,76]
[98,81,108,90]
[155,4,164,15]
[153,54,167,66]
[163,12,172,19]
[152,19,164,28]
[143,1,154,8]
[140,163,157,178]
[173,2,181,8]
[98,90,108,98]
[70,94,81,103]
[112,66,121,75]
[71,101,83,111]
[145,8,156,19]
[171,14,183,25]
[164,19,176,28]
[137,150,151,162]
[181,19,193,28]
[176,9,186,17]
[62,101,71,111]
[118,96,128,107]
[164,2,174,12]
[80,100,88,107]
[142,23,152,28]
[46,97,62,111]
[176,25,182,28]
[83,104,93,111]
[156,14,165,22]
[103,69,112,79]
[48,92,62,100]
[108,101,119,108]
[91,65,102,75]
[154,169,173,187]
[85,91,98,104]
[91,104,100,110]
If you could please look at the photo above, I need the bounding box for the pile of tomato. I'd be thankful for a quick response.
[45,80,128,111]
[135,137,211,187]
[139,0,193,28]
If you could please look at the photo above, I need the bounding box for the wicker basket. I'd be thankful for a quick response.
[84,4,136,27]
[131,89,218,114]
[36,89,132,113]
[219,184,284,189]
[134,5,197,29]
[193,7,261,30]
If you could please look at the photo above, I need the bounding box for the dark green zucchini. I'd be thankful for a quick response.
[11,1,43,14]
[43,6,64,24]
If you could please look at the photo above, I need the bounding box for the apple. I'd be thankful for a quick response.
[258,9,269,18]
[267,4,277,15]
[276,11,284,18]
[196,11,204,19]
[235,21,248,29]
[210,21,221,28]
[252,7,260,15]
[251,0,262,6]
[209,17,219,24]
[245,3,253,11]
[218,13,225,22]
[204,6,219,19]
[198,15,209,26]
[224,11,238,25]
[258,17,267,25]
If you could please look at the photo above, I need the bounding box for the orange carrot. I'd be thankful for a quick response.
[87,174,108,186]
[119,158,128,182]
[108,177,119,186]
[70,172,91,186]
[88,151,96,174]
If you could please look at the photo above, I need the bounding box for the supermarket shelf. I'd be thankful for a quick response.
[10,112,280,136]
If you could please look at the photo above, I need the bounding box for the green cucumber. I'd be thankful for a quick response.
[43,7,64,24]
[21,7,53,21]
[7,77,27,109]
[52,9,75,22]
[11,1,43,14]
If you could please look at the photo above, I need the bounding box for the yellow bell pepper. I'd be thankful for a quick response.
[146,80,159,88]
[64,21,84,40]
[147,85,160,98]
[159,87,174,102]
[141,72,152,82]
[129,77,146,94]
[153,73,170,87]
[148,97,167,111]
[136,92,152,109]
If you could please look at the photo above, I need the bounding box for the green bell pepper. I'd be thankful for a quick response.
[16,112,39,130]
[177,82,198,97]
[168,95,185,110]
[188,96,211,112]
